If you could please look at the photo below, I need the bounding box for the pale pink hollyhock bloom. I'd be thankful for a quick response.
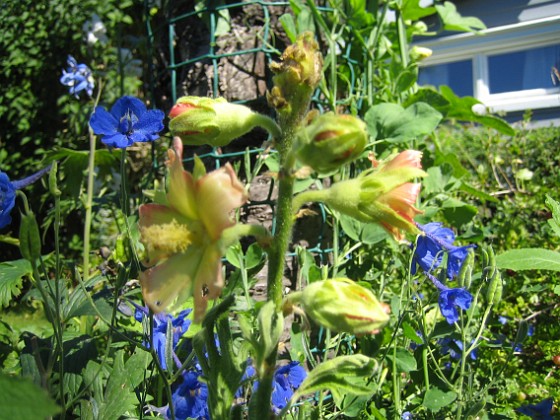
[139,137,247,321]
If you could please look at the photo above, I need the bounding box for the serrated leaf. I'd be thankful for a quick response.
[436,2,486,33]
[0,259,32,307]
[339,214,388,245]
[98,350,138,419]
[364,102,442,143]
[293,355,377,402]
[423,387,457,411]
[0,373,60,418]
[496,249,560,271]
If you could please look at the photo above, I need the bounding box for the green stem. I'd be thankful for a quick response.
[220,223,273,250]
[251,113,282,140]
[83,127,97,281]
[292,189,329,214]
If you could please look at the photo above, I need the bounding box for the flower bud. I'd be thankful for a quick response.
[169,96,260,147]
[268,31,323,114]
[410,46,432,61]
[301,278,390,335]
[296,113,368,173]
[325,150,426,240]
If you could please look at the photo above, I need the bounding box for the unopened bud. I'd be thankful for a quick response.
[296,113,367,173]
[410,46,432,61]
[169,96,270,147]
[301,278,390,335]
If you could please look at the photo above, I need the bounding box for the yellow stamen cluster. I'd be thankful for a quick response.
[141,219,192,256]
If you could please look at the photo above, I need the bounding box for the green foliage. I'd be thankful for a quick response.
[0,259,32,307]
[0,373,60,418]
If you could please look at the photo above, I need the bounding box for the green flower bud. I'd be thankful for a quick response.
[325,150,427,240]
[486,270,503,306]
[169,96,279,147]
[296,113,368,173]
[301,278,390,335]
[268,31,323,115]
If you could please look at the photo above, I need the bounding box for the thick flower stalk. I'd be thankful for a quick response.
[138,137,247,322]
[169,96,280,147]
[294,150,426,241]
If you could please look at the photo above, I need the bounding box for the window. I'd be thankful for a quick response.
[416,16,560,115]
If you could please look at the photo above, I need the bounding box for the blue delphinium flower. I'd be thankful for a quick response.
[498,315,508,325]
[169,370,209,420]
[135,306,192,370]
[89,96,165,148]
[401,411,413,420]
[0,166,52,229]
[271,362,307,413]
[426,272,473,324]
[60,55,94,98]
[517,398,554,419]
[438,337,477,360]
[412,222,475,278]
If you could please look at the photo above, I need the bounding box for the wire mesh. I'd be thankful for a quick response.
[145,0,334,264]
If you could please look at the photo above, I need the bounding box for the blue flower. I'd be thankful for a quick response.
[517,398,554,419]
[89,96,165,148]
[412,223,474,279]
[169,370,209,420]
[60,55,94,98]
[0,172,16,229]
[135,307,192,370]
[0,166,52,229]
[426,272,473,324]
[271,362,307,413]
[438,337,477,360]
[438,287,473,324]
[498,315,508,325]
[402,411,413,420]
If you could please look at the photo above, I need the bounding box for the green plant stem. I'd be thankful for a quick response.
[220,223,273,250]
[251,113,282,140]
[292,189,328,213]
[83,127,97,282]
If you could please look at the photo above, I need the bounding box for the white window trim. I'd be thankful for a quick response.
[417,16,560,114]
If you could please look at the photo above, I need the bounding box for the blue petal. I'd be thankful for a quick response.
[101,133,132,149]
[90,106,119,136]
[110,96,147,120]
[133,109,165,142]
[0,172,16,229]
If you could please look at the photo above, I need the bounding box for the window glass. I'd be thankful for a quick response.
[488,44,560,94]
[418,60,474,97]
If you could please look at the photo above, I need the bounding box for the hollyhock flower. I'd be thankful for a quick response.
[89,96,165,148]
[139,137,247,321]
[0,166,52,229]
[517,398,554,420]
[134,306,192,369]
[314,150,426,241]
[169,370,209,420]
[426,272,473,324]
[60,55,94,98]
[412,222,475,278]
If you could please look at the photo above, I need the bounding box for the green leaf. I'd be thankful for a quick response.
[364,102,442,143]
[0,373,60,418]
[435,2,486,33]
[545,195,560,237]
[402,322,423,344]
[293,355,377,402]
[496,249,560,271]
[441,198,477,227]
[339,214,388,245]
[0,259,32,307]
[98,350,139,419]
[401,0,436,21]
[386,348,417,372]
[279,14,297,43]
[439,86,515,135]
[423,387,457,411]
[460,182,499,203]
